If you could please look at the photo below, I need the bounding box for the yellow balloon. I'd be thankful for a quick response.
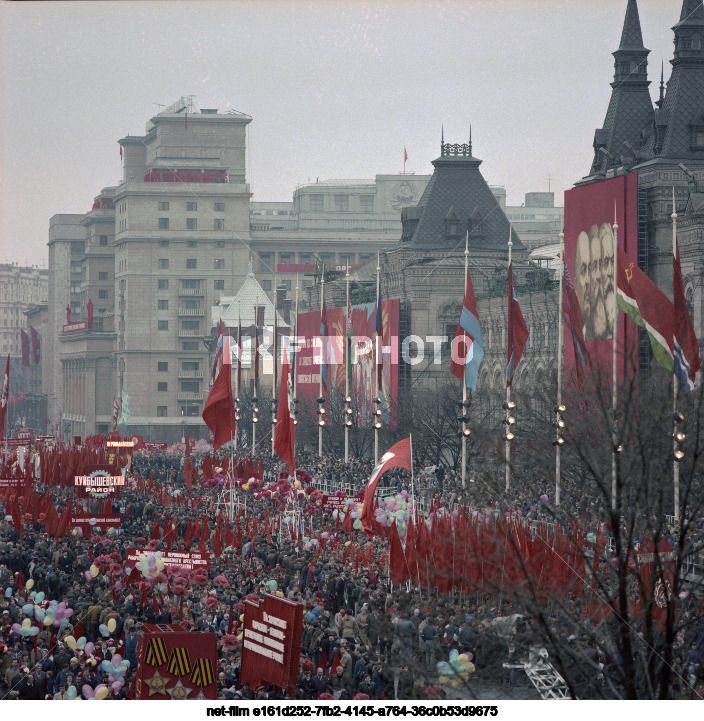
[438,675,449,685]
[89,564,99,578]
[94,686,109,700]
[25,579,34,590]
[22,618,31,629]
[466,662,475,674]
[239,614,244,622]
[457,654,469,665]
[72,529,78,536]
[275,590,283,597]
[43,617,53,626]
[64,636,77,651]
[450,680,459,689]
[107,618,116,633]
[242,483,249,491]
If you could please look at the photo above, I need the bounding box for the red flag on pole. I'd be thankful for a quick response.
[403,147,408,164]
[202,360,236,450]
[273,346,296,475]
[360,437,412,538]
[507,262,529,387]
[389,520,410,585]
[0,354,9,439]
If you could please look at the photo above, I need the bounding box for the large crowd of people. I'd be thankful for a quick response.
[1,444,703,701]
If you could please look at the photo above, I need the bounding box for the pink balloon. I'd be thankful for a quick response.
[111,654,122,666]
[111,681,122,693]
[85,642,95,656]
[82,684,94,699]
[84,571,92,581]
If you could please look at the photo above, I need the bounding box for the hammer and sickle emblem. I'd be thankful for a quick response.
[625,265,633,283]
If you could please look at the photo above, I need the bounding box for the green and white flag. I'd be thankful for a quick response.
[118,390,131,425]
[616,246,674,372]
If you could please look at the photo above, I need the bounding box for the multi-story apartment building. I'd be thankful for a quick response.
[0,263,48,435]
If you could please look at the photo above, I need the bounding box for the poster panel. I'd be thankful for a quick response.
[563,173,640,386]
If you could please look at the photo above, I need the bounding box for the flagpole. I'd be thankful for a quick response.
[505,230,512,495]
[293,275,299,461]
[671,188,680,522]
[272,303,277,459]
[409,432,415,507]
[345,268,350,464]
[375,253,381,465]
[611,205,619,511]
[253,298,258,457]
[461,232,469,488]
[556,231,564,506]
[319,271,325,458]
[234,301,240,452]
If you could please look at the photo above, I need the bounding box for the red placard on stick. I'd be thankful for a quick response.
[240,593,303,699]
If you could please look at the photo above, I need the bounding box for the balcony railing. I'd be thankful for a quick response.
[178,330,203,337]
[177,392,205,401]
[178,287,204,296]
[178,308,205,316]
[178,370,204,379]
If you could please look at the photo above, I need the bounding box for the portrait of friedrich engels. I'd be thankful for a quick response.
[573,222,616,342]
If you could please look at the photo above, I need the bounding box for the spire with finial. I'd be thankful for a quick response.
[441,125,444,155]
[656,60,665,108]
[469,125,472,157]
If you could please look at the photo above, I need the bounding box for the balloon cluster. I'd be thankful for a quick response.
[134,552,166,579]
[437,650,475,688]
[371,492,417,539]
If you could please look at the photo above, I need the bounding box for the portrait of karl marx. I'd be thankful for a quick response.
[573,222,615,342]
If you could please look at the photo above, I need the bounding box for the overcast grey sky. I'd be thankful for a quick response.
[0,0,679,267]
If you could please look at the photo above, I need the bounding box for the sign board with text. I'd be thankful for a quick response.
[70,513,122,531]
[240,593,303,698]
[126,548,210,571]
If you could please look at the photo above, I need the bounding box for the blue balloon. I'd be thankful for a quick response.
[22,603,34,616]
[99,624,110,637]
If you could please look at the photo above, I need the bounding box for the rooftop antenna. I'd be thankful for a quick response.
[154,103,165,111]
[468,125,472,156]
[547,174,553,192]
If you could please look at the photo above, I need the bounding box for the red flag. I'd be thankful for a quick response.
[507,262,529,387]
[389,521,410,585]
[20,330,30,366]
[202,360,236,450]
[0,354,9,439]
[359,437,412,538]
[273,347,295,474]
[9,495,23,533]
[403,147,408,163]
[30,326,40,365]
[341,508,353,535]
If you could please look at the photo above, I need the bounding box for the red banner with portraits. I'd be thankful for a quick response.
[564,174,640,387]
[240,593,303,698]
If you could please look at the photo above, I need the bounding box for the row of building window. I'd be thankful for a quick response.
[156,279,225,290]
[158,218,225,230]
[157,320,201,330]
[305,194,374,213]
[157,240,227,248]
[158,202,226,212]
[156,381,202,392]
[258,251,371,268]
[155,405,203,417]
[157,362,201,372]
